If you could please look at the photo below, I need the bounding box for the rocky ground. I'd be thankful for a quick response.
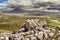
[0,19,60,40]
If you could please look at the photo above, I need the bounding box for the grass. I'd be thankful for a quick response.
[0,14,60,32]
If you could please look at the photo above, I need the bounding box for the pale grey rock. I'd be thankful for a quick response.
[30,36,37,40]
[58,37,60,40]
[0,36,5,40]
[24,37,30,40]
[44,32,48,40]
[55,33,60,40]
[19,19,47,32]
[49,32,55,37]
[35,31,44,40]
[55,26,60,32]
[0,19,60,40]
[18,28,25,32]
[30,30,34,34]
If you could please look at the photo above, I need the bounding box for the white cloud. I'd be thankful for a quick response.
[0,0,60,12]
[0,0,60,7]
[36,0,60,4]
[0,1,14,11]
[8,0,32,6]
[4,0,60,6]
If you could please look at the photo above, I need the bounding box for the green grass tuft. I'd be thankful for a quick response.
[0,14,60,32]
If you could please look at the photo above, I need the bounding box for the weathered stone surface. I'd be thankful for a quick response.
[0,19,60,40]
[19,19,47,32]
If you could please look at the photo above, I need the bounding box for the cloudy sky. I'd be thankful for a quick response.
[0,0,60,9]
[0,0,59,11]
[0,0,60,6]
[0,0,59,3]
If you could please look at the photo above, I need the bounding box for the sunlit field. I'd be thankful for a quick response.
[0,14,60,33]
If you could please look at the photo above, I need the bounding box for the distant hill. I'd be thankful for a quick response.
[2,8,24,13]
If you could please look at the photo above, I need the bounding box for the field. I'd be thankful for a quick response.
[0,14,60,33]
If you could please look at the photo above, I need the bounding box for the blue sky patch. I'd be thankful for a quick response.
[0,0,7,3]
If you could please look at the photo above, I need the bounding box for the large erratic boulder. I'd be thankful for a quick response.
[19,19,47,32]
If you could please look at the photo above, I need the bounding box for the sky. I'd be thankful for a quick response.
[0,0,7,3]
[0,0,60,11]
[0,0,59,3]
[7,0,60,6]
[0,0,60,5]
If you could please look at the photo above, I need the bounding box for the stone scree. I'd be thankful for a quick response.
[0,19,60,40]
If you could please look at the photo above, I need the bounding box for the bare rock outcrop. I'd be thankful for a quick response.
[0,19,60,40]
[19,19,47,32]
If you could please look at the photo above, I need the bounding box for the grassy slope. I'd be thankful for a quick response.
[0,14,60,32]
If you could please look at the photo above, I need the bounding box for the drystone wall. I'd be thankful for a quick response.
[0,19,60,40]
